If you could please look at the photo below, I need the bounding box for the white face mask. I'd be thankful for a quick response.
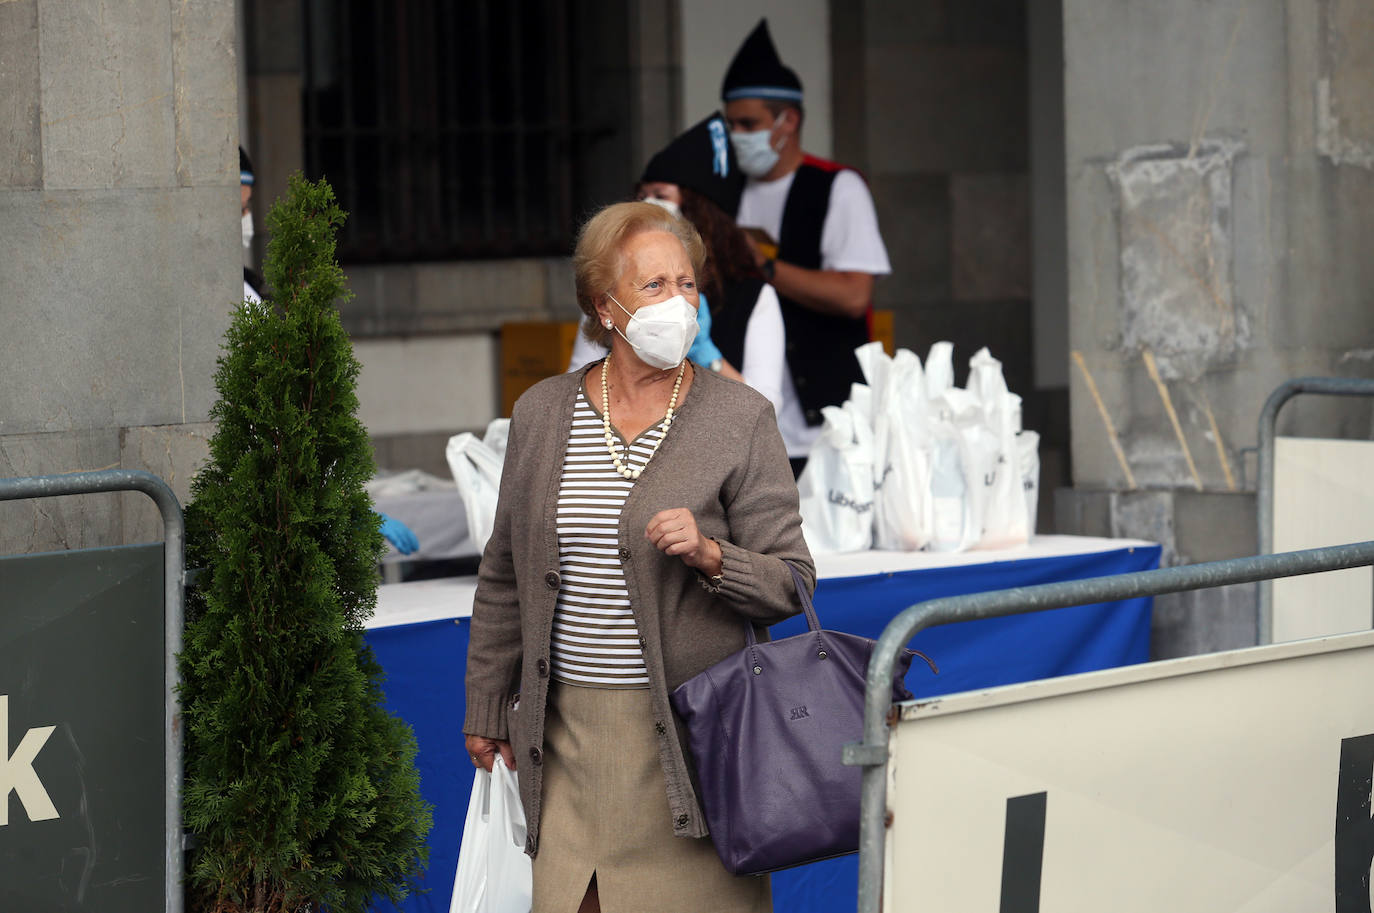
[730,115,787,178]
[641,196,681,219]
[241,212,255,251]
[608,292,699,370]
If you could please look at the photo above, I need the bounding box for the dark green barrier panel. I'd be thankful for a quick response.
[0,543,165,912]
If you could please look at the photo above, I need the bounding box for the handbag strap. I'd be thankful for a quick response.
[739,563,941,680]
[787,561,822,632]
[744,562,821,650]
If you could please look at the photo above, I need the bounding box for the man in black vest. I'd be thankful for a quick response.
[722,19,891,475]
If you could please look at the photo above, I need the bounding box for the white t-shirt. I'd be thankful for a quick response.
[735,167,891,274]
[737,284,818,458]
[735,164,890,456]
[738,283,787,429]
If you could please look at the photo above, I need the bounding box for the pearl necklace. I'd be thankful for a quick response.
[600,353,685,480]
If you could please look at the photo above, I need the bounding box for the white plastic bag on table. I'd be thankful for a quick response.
[857,343,933,551]
[925,341,956,397]
[446,419,510,555]
[451,755,531,913]
[927,387,983,553]
[480,417,511,459]
[844,380,875,431]
[1018,430,1041,539]
[798,398,876,554]
[967,348,1030,550]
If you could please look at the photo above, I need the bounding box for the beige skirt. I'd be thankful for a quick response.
[532,682,772,913]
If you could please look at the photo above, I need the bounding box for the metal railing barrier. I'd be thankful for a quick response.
[0,470,185,913]
[843,538,1374,913]
[1255,377,1374,643]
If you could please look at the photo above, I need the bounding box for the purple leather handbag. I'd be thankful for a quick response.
[670,563,932,876]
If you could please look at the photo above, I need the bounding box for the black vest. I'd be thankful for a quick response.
[755,160,871,425]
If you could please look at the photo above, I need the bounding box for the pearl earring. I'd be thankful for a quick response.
[604,319,613,328]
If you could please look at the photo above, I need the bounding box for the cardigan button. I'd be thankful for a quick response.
[529,746,543,766]
[526,835,537,854]
[536,658,549,677]
[618,546,632,560]
[544,571,560,589]
[675,814,689,829]
[655,721,666,735]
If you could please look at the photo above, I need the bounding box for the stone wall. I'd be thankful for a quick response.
[0,0,240,554]
[1056,0,1374,657]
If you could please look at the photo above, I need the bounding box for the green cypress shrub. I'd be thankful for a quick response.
[180,174,432,913]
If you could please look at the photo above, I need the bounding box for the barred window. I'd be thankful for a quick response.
[302,0,588,262]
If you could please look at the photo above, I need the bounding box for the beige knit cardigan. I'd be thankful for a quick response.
[463,362,816,853]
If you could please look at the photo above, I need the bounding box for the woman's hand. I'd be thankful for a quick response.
[646,508,722,577]
[465,734,515,772]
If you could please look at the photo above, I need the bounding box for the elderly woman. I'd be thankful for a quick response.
[464,201,814,913]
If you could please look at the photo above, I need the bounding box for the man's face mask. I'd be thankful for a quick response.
[730,113,788,178]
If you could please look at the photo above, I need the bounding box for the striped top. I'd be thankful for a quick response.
[550,385,666,688]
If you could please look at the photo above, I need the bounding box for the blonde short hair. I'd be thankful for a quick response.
[573,201,708,347]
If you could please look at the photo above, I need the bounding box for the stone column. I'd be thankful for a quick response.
[1056,0,1374,657]
[0,0,240,553]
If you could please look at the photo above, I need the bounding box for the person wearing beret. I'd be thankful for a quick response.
[465,201,814,912]
[637,113,790,427]
[722,18,892,476]
[567,114,790,427]
[564,128,741,387]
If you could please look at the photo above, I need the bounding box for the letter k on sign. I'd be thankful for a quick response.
[0,695,59,826]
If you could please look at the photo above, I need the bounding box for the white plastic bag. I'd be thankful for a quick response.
[927,387,983,553]
[1018,430,1041,540]
[798,399,876,554]
[480,417,511,458]
[858,344,933,551]
[451,755,532,913]
[967,348,1030,550]
[925,341,956,398]
[446,419,511,555]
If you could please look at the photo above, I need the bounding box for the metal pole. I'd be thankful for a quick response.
[845,539,1374,913]
[0,470,185,913]
[1255,378,1374,643]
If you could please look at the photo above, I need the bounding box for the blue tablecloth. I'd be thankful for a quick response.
[365,539,1160,913]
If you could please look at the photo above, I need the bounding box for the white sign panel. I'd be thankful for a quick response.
[1273,436,1374,641]
[885,630,1374,912]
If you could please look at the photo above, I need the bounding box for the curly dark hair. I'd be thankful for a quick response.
[678,187,762,312]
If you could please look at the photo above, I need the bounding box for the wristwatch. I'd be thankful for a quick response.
[761,257,776,281]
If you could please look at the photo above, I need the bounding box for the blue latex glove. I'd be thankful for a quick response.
[378,512,420,555]
[687,292,725,366]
